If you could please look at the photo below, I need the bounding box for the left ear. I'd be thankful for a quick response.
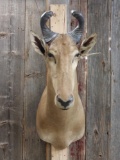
[30,31,46,56]
[80,33,97,57]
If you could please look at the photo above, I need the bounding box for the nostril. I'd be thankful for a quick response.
[69,95,73,102]
[56,95,73,108]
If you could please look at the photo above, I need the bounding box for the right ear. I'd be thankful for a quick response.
[80,33,97,57]
[30,31,46,56]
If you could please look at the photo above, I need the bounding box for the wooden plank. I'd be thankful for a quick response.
[23,0,46,160]
[51,146,69,160]
[46,1,72,159]
[50,4,67,33]
[49,4,69,160]
[46,143,51,160]
[8,1,25,159]
[86,0,111,160]
[0,1,11,159]
[110,0,120,159]
[69,0,87,159]
[49,0,70,32]
[0,0,25,160]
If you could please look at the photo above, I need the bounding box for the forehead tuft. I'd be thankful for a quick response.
[49,34,78,55]
[52,34,75,46]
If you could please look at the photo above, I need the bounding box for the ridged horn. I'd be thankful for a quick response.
[40,11,58,43]
[68,10,84,43]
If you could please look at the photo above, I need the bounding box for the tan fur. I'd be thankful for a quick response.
[36,35,84,149]
[30,32,97,150]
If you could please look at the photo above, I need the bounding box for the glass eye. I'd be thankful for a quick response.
[75,53,81,57]
[48,53,56,63]
[48,53,54,58]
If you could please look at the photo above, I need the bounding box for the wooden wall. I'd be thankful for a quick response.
[0,0,120,160]
[86,0,111,159]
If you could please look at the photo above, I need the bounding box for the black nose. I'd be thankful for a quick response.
[57,95,73,108]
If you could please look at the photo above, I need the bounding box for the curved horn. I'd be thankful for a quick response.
[68,10,84,43]
[40,11,58,43]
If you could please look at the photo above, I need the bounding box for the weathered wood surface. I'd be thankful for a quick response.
[86,0,111,160]
[50,4,67,34]
[0,1,11,159]
[110,0,120,159]
[51,146,69,160]
[0,0,120,160]
[23,0,46,160]
[69,0,87,160]
[48,0,70,31]
[0,0,25,160]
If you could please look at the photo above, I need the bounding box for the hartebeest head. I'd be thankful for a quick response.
[30,11,97,110]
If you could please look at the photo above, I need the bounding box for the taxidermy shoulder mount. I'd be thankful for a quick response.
[30,10,97,150]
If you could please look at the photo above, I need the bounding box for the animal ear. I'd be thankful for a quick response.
[30,31,46,56]
[80,33,97,57]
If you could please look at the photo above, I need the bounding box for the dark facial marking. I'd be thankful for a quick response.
[57,95,73,108]
[48,53,54,58]
[81,50,85,53]
[48,53,56,64]
[83,37,94,47]
[75,53,80,57]
[34,36,45,54]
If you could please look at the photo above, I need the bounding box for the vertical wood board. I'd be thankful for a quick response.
[51,146,69,160]
[0,1,11,159]
[8,0,25,159]
[86,0,111,160]
[49,0,70,31]
[23,0,46,160]
[110,0,120,159]
[50,4,67,34]
[0,0,25,160]
[50,4,69,160]
[69,0,87,160]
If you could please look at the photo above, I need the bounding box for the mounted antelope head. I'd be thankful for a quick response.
[30,10,97,150]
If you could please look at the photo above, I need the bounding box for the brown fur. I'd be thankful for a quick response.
[30,32,97,150]
[36,35,85,149]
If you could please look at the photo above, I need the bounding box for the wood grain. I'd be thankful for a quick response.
[51,146,69,160]
[23,0,46,160]
[86,0,111,159]
[69,0,87,159]
[49,0,70,31]
[50,4,67,34]
[110,0,120,159]
[0,1,25,160]
[0,1,11,159]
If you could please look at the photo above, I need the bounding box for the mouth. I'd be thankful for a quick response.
[61,108,69,110]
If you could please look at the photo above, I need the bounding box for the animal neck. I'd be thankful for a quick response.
[46,71,80,123]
